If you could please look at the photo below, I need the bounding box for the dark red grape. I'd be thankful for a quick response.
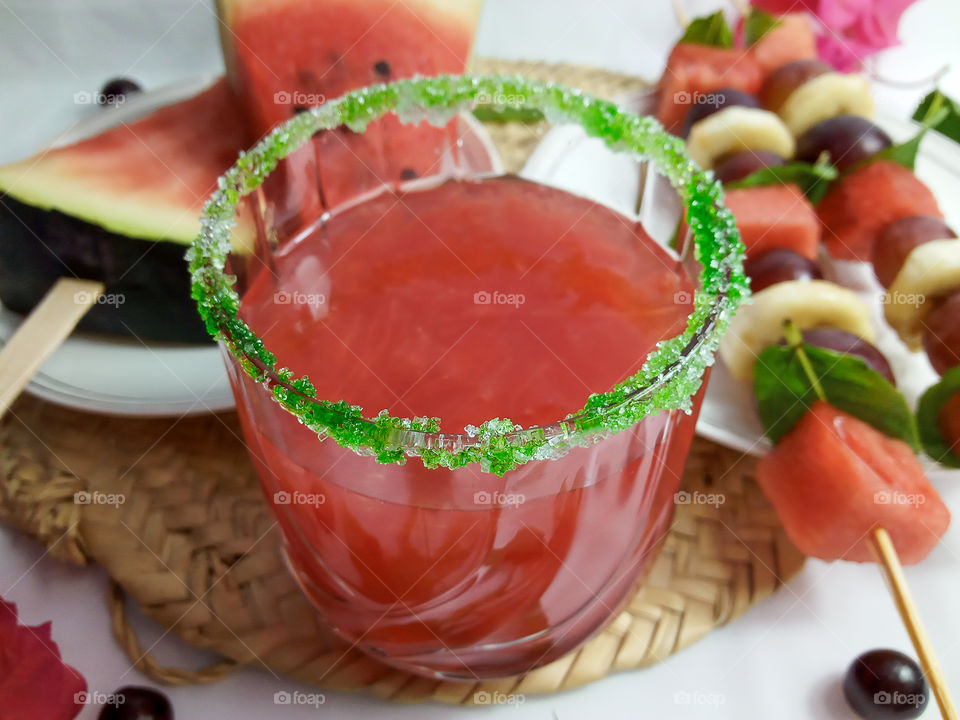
[795,115,892,171]
[713,150,786,183]
[681,88,760,137]
[922,290,960,376]
[744,248,823,293]
[843,649,927,719]
[801,328,895,385]
[937,391,960,458]
[872,216,957,288]
[759,59,831,112]
[98,686,172,720]
[99,78,142,106]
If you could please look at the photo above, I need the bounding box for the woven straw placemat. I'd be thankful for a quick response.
[0,60,805,704]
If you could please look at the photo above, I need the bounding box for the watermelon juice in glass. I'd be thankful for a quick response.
[189,75,748,679]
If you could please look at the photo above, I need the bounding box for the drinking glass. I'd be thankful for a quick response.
[188,75,748,679]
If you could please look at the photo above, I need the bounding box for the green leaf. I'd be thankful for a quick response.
[869,92,951,171]
[472,106,544,123]
[744,8,782,46]
[726,158,838,204]
[754,341,920,449]
[873,128,928,171]
[679,10,734,49]
[913,89,960,146]
[916,365,960,467]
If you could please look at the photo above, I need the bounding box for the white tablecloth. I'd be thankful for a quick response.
[2,1,959,717]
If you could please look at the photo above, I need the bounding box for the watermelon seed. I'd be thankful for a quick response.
[374,60,391,78]
[401,168,418,180]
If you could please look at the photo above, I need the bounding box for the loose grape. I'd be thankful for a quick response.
[681,88,759,137]
[744,248,823,293]
[98,686,172,720]
[872,216,956,288]
[99,78,142,106]
[759,59,831,112]
[842,649,927,719]
[922,290,960,376]
[713,150,786,184]
[802,328,896,385]
[795,115,892,171]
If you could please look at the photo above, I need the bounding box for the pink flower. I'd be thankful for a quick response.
[751,0,919,71]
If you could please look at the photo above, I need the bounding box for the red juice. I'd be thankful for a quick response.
[230,175,699,678]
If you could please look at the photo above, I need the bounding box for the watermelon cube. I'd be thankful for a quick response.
[658,43,763,133]
[749,14,817,78]
[818,160,942,261]
[755,401,950,565]
[724,184,820,260]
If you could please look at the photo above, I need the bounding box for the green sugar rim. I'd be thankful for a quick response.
[187,74,749,475]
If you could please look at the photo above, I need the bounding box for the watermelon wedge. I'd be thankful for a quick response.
[724,184,820,260]
[755,401,950,565]
[818,160,942,261]
[0,79,251,343]
[749,14,817,78]
[217,0,483,209]
[657,43,763,133]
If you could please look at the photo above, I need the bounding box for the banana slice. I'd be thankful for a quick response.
[686,106,795,170]
[778,72,874,136]
[884,238,960,351]
[721,279,874,383]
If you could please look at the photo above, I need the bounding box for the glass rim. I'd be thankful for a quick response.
[187,73,749,475]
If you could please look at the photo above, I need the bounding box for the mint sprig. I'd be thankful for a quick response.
[744,8,781,46]
[680,10,734,49]
[872,92,950,171]
[754,322,920,448]
[916,365,960,467]
[727,157,838,203]
[913,89,960,146]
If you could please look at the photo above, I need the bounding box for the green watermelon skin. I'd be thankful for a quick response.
[756,401,950,565]
[0,79,251,343]
[218,0,482,210]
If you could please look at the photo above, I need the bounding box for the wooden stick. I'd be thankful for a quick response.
[672,0,690,29]
[0,277,104,419]
[871,527,958,720]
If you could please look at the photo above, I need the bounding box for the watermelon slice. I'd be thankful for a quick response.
[657,43,763,133]
[755,401,950,565]
[818,160,943,261]
[0,79,251,343]
[749,14,817,78]
[724,184,820,260]
[217,0,483,209]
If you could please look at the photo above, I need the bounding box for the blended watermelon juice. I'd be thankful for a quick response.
[229,175,700,678]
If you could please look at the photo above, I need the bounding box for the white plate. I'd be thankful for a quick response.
[521,90,960,457]
[0,77,503,417]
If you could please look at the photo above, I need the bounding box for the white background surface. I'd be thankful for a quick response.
[2,1,960,718]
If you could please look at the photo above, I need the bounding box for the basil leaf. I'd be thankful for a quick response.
[916,365,960,467]
[744,8,781,46]
[727,159,838,204]
[913,89,960,146]
[754,343,920,449]
[472,106,544,123]
[679,11,734,49]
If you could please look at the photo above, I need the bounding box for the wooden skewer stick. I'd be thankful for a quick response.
[871,527,958,720]
[0,277,104,419]
[671,0,690,29]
